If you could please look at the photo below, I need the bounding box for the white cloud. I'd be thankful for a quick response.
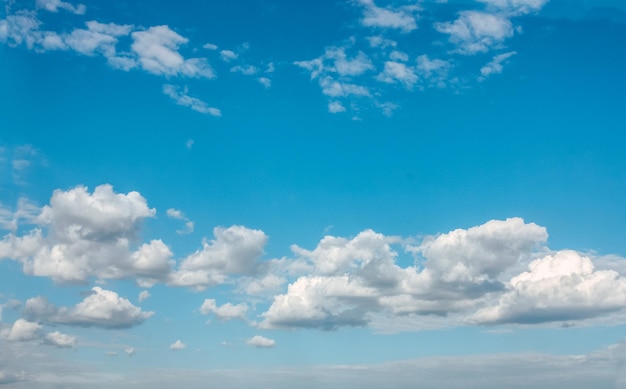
[163,84,221,116]
[169,225,268,290]
[319,77,370,98]
[478,0,549,15]
[258,77,271,88]
[138,290,151,303]
[203,42,218,50]
[366,35,397,49]
[0,197,40,232]
[415,217,548,282]
[219,49,238,62]
[435,11,514,54]
[472,250,626,325]
[3,319,41,341]
[261,218,553,331]
[230,65,258,75]
[169,340,186,350]
[65,21,133,58]
[166,208,195,234]
[23,287,154,328]
[36,0,86,15]
[479,51,516,79]
[357,0,420,33]
[389,50,409,62]
[199,299,248,321]
[328,101,346,113]
[131,26,215,78]
[0,12,52,51]
[376,61,418,89]
[246,335,275,348]
[295,47,374,79]
[44,331,76,348]
[125,346,135,356]
[2,184,174,285]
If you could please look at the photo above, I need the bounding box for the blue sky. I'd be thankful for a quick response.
[1,0,626,387]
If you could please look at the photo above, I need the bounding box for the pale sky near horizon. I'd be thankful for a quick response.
[1,0,626,388]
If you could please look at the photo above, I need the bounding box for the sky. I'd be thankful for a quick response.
[1,0,626,387]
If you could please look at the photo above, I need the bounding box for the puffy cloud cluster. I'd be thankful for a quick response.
[472,250,626,325]
[169,225,268,290]
[0,184,173,285]
[1,318,76,348]
[3,183,626,333]
[293,0,550,115]
[295,46,374,107]
[260,218,626,331]
[23,287,153,328]
[436,0,548,55]
[295,43,449,116]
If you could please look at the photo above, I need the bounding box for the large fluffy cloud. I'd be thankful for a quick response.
[261,218,557,331]
[169,225,268,290]
[472,250,626,325]
[23,287,153,328]
[0,184,174,284]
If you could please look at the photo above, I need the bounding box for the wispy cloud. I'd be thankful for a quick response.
[163,84,221,116]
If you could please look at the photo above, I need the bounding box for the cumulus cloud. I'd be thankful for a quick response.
[472,250,626,325]
[246,335,275,348]
[0,184,175,285]
[163,84,221,117]
[23,287,154,328]
[435,11,514,54]
[169,340,186,350]
[169,225,268,290]
[131,26,215,78]
[357,0,420,33]
[261,218,553,331]
[3,319,41,341]
[199,299,248,321]
[44,331,76,348]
